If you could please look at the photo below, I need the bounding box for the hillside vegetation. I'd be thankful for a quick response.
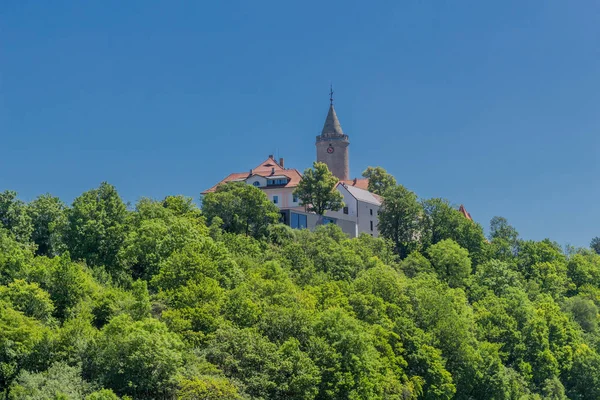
[1,181,600,399]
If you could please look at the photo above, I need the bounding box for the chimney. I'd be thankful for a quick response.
[268,154,274,159]
[279,157,284,168]
[353,177,357,185]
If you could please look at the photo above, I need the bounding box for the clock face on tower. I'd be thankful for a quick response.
[327,146,334,154]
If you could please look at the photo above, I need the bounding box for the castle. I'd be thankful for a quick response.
[203,94,382,237]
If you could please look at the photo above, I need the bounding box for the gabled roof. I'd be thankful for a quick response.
[320,104,344,137]
[340,178,369,190]
[202,156,303,194]
[338,182,382,206]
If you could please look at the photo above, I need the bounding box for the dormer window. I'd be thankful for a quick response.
[267,178,289,186]
[253,181,260,187]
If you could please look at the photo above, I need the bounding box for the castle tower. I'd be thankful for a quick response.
[316,89,350,180]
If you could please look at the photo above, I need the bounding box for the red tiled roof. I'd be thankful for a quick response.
[202,157,303,194]
[340,178,369,190]
[458,204,473,221]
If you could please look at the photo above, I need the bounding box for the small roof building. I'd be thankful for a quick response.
[202,155,302,194]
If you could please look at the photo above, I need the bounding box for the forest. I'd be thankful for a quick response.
[1,167,600,399]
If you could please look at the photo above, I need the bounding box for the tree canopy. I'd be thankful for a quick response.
[294,162,344,216]
[0,178,599,399]
[362,166,397,195]
[202,182,280,238]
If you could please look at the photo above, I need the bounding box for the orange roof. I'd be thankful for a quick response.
[458,204,473,221]
[340,178,369,190]
[202,156,303,194]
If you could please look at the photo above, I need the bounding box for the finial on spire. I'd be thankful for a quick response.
[329,84,334,106]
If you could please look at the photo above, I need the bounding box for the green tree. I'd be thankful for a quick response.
[85,389,120,400]
[0,191,33,244]
[361,166,397,195]
[8,362,90,400]
[378,185,422,258]
[421,198,487,264]
[86,314,185,398]
[0,302,48,394]
[0,280,54,323]
[471,259,523,298]
[0,228,34,285]
[565,344,600,400]
[151,238,240,291]
[541,377,568,400]
[206,326,320,400]
[488,216,519,261]
[62,182,128,272]
[310,308,397,400]
[26,194,66,256]
[401,251,434,278]
[119,198,209,280]
[202,182,280,238]
[590,237,600,255]
[563,296,598,332]
[489,216,519,243]
[162,195,202,218]
[294,162,343,216]
[426,239,472,288]
[45,256,96,321]
[567,253,600,290]
[177,376,241,400]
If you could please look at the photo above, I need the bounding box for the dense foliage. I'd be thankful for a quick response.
[1,180,600,399]
[294,162,344,216]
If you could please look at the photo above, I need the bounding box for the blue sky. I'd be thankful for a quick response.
[1,1,599,247]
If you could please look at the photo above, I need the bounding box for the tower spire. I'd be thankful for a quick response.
[316,87,350,180]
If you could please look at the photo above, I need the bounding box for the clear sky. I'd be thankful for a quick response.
[1,1,599,247]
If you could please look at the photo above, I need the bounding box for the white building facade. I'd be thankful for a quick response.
[202,98,383,238]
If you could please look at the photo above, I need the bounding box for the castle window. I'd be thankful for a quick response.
[293,194,298,203]
[273,195,279,204]
[343,206,349,215]
[370,221,374,231]
[370,209,373,216]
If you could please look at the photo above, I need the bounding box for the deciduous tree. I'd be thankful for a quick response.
[590,237,600,255]
[294,162,343,216]
[378,185,422,258]
[361,166,397,195]
[0,191,33,244]
[62,182,128,272]
[26,194,66,256]
[202,182,280,238]
[426,239,472,287]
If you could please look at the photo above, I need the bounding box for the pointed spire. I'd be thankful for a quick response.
[321,104,344,137]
